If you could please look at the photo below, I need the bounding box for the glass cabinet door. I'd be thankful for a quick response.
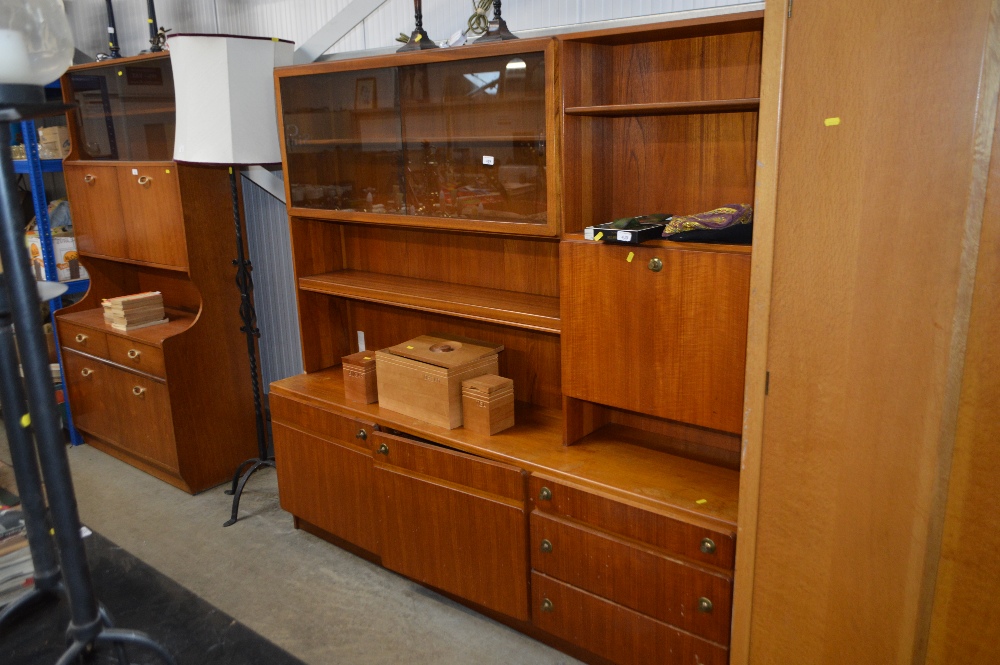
[399,52,547,224]
[69,57,176,161]
[281,68,405,213]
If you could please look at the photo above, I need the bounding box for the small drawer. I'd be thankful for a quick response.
[529,476,735,569]
[107,336,165,379]
[59,321,108,359]
[269,393,376,453]
[531,512,732,644]
[531,572,728,665]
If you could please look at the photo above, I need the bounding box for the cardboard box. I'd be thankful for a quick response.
[38,126,70,159]
[461,375,515,435]
[25,232,87,283]
[375,335,504,429]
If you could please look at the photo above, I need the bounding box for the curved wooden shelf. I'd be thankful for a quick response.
[299,270,560,334]
[565,98,760,117]
[58,306,196,348]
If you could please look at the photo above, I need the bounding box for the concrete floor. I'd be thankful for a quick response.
[0,432,581,665]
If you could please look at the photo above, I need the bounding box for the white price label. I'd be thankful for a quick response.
[583,227,595,240]
[132,168,139,175]
[616,231,633,242]
[483,155,494,166]
[108,27,116,34]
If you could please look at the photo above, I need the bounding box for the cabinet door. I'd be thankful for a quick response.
[63,163,128,259]
[561,240,751,434]
[272,415,379,554]
[113,369,179,472]
[116,164,188,268]
[62,349,118,443]
[372,432,529,620]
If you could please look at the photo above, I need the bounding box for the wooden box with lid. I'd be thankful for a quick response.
[461,375,515,435]
[374,335,503,429]
[341,351,378,403]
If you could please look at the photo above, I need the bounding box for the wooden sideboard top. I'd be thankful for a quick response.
[58,306,196,348]
[270,368,740,533]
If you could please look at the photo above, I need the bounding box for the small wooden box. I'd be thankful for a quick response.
[375,335,503,429]
[462,375,515,435]
[342,351,378,404]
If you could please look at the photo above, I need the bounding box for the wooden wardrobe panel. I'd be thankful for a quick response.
[747,1,1000,662]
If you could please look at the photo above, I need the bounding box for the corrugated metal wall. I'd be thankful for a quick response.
[63,0,759,389]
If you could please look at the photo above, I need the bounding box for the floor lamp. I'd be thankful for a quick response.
[0,1,172,662]
[167,34,294,527]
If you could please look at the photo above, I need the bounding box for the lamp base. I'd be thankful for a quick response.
[397,28,439,51]
[474,17,519,43]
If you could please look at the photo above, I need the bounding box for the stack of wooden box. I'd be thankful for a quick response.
[101,292,167,331]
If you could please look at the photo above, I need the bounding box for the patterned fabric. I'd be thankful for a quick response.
[662,204,753,235]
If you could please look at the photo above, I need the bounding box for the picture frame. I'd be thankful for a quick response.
[355,77,377,109]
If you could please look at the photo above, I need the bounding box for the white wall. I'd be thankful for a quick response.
[61,0,761,389]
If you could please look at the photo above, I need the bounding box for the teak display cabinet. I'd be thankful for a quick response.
[55,54,257,494]
[270,12,762,665]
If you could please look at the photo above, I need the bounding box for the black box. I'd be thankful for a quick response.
[591,221,667,245]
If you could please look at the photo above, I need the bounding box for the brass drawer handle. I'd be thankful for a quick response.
[540,598,554,613]
[697,597,714,613]
[127,349,141,360]
[132,386,146,397]
[538,486,552,501]
[700,537,716,555]
[75,333,87,343]
[137,175,152,187]
[648,257,663,272]
[356,429,367,440]
[83,174,96,184]
[377,443,389,455]
[80,368,93,377]
[540,539,552,553]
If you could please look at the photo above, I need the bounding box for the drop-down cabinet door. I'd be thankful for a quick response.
[371,431,529,620]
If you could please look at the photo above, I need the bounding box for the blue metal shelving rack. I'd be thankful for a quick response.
[14,112,88,445]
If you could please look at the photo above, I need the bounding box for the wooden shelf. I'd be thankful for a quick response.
[59,306,196,347]
[563,232,752,255]
[291,135,544,148]
[299,270,560,334]
[564,98,760,117]
[270,367,740,531]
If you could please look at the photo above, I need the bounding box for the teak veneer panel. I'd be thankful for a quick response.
[299,270,560,333]
[269,368,740,532]
[530,512,733,644]
[561,240,750,434]
[531,572,728,665]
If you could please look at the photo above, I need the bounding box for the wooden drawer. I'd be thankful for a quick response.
[270,393,377,444]
[529,476,735,569]
[107,336,165,379]
[531,572,728,665]
[531,512,732,644]
[373,431,529,620]
[59,321,108,359]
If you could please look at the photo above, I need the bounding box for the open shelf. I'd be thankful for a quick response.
[13,158,63,174]
[563,232,751,255]
[299,270,560,334]
[270,367,740,530]
[564,98,760,117]
[59,306,196,347]
[292,135,544,148]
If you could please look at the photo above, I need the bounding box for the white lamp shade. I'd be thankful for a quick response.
[169,34,293,165]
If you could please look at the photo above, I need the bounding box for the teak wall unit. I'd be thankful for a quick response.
[56,54,257,494]
[270,13,761,665]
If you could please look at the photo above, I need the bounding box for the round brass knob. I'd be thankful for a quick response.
[356,428,367,440]
[697,597,714,613]
[540,539,553,553]
[700,537,716,555]
[132,386,145,397]
[377,443,389,455]
[540,598,554,613]
[538,486,552,501]
[137,175,152,187]
[80,368,93,377]
[127,349,141,360]
[648,257,663,272]
[83,174,96,184]
[75,333,87,343]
